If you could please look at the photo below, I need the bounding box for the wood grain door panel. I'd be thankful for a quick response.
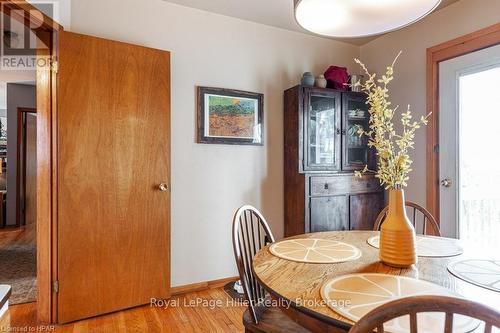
[349,193,385,230]
[310,196,348,232]
[57,31,170,323]
[25,113,37,225]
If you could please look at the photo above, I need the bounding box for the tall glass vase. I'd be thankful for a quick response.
[379,188,417,267]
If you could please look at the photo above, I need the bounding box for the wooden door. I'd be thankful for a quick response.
[17,108,37,226]
[23,112,37,225]
[349,193,385,230]
[310,196,348,232]
[57,31,171,323]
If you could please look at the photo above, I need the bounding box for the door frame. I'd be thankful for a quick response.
[16,107,37,227]
[426,23,500,220]
[0,0,62,324]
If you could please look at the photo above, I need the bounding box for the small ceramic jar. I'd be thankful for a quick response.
[315,75,327,88]
[301,72,315,86]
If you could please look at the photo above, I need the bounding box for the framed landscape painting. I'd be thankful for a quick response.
[197,87,264,145]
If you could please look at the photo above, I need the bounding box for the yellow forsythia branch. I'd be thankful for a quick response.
[353,52,430,190]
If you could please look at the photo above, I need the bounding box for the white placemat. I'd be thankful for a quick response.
[448,259,500,292]
[321,273,478,333]
[269,239,361,264]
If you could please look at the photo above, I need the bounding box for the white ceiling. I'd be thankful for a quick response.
[162,0,460,45]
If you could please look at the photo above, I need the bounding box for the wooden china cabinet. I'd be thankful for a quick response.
[284,85,384,237]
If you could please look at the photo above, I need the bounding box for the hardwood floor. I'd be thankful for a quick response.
[2,288,246,332]
[1,223,246,331]
[0,224,36,248]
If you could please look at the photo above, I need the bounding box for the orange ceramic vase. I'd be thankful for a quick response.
[379,188,417,267]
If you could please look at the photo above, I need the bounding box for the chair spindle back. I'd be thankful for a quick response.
[232,205,275,324]
[374,201,441,236]
[348,295,500,333]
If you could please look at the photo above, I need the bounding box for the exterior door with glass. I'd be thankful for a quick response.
[439,44,500,247]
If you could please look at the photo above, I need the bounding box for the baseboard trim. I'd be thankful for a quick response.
[0,227,24,234]
[171,276,239,296]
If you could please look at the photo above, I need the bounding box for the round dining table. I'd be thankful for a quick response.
[252,231,500,332]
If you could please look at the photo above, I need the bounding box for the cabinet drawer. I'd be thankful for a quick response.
[310,175,380,196]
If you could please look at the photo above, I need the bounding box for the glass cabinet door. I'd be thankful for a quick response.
[342,93,372,170]
[304,90,341,171]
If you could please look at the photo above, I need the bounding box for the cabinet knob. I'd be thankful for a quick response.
[324,183,329,190]
[158,183,169,192]
[336,128,341,135]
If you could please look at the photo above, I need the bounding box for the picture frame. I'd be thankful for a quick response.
[197,86,264,145]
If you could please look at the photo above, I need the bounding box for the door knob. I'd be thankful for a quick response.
[440,179,452,188]
[158,183,169,192]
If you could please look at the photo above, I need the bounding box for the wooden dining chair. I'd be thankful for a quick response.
[232,205,311,333]
[349,295,500,333]
[373,201,441,236]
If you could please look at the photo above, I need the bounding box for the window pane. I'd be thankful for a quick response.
[308,96,336,166]
[346,99,369,166]
[459,66,500,251]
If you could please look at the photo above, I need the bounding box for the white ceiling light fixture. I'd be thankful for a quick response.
[294,0,442,38]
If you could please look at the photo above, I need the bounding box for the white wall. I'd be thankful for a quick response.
[29,0,72,29]
[360,0,500,206]
[68,0,359,286]
[0,83,5,117]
